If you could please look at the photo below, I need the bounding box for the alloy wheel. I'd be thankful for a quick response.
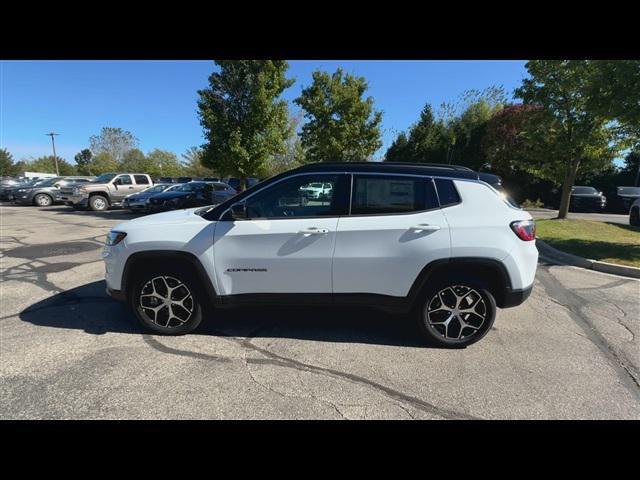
[424,285,488,341]
[139,275,194,328]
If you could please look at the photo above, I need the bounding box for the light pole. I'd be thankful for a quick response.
[46,132,60,176]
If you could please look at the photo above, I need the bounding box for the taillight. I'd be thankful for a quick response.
[510,220,536,241]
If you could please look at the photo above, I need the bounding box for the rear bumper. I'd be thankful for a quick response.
[498,284,533,308]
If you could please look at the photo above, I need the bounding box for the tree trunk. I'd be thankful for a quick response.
[557,159,580,219]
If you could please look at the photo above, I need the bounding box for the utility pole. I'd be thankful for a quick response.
[46,132,60,176]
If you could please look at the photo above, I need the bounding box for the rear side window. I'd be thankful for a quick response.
[134,175,150,185]
[351,175,438,215]
[434,179,461,207]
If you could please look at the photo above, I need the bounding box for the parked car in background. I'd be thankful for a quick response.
[299,181,333,200]
[146,181,218,212]
[0,177,30,201]
[223,177,259,191]
[569,186,607,212]
[177,176,193,183]
[609,186,640,214]
[630,198,640,226]
[122,183,182,212]
[156,177,176,184]
[13,176,95,206]
[61,173,154,211]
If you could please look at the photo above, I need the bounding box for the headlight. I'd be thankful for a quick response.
[105,231,127,246]
[17,188,28,193]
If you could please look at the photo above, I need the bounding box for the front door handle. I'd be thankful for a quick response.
[411,224,441,231]
[299,227,329,235]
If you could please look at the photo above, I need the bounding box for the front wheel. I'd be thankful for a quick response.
[89,195,109,211]
[416,282,496,348]
[130,267,204,335]
[631,207,640,226]
[34,193,53,206]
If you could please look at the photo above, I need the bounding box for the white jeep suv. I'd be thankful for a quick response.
[103,162,538,347]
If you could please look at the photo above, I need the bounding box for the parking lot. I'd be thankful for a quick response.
[1,203,639,419]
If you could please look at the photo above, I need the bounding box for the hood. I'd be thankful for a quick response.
[127,191,158,200]
[112,207,207,231]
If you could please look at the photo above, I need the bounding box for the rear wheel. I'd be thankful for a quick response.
[89,195,109,211]
[130,266,204,335]
[416,281,496,348]
[34,193,52,207]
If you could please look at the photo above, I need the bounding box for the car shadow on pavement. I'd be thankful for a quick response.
[19,280,427,348]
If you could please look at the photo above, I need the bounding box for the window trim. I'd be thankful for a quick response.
[220,172,350,221]
[347,173,441,218]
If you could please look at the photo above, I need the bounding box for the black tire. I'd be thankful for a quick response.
[33,193,53,207]
[415,280,496,348]
[89,195,109,211]
[630,207,640,227]
[130,265,204,335]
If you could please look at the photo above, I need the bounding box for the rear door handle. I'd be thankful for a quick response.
[411,224,441,231]
[299,227,329,235]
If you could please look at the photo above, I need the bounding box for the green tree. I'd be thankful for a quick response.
[89,152,120,175]
[384,132,411,162]
[146,149,183,178]
[181,147,218,177]
[89,127,139,163]
[268,114,307,175]
[26,156,77,175]
[197,60,294,189]
[74,149,93,175]
[294,68,382,163]
[587,60,640,147]
[515,60,621,219]
[0,148,15,176]
[119,148,147,172]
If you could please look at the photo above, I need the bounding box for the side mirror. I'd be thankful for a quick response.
[230,202,247,220]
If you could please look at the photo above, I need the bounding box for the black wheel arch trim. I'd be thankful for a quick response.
[407,257,516,309]
[120,250,218,305]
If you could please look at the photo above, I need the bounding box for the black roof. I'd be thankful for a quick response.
[294,162,479,180]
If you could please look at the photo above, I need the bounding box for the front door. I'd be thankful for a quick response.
[112,174,135,202]
[213,173,349,296]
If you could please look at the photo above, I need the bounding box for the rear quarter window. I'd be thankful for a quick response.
[434,179,461,207]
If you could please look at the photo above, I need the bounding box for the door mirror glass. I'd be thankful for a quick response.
[230,202,247,220]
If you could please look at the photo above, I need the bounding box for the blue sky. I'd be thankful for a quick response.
[1,60,529,163]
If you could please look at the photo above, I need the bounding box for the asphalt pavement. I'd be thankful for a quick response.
[1,204,639,419]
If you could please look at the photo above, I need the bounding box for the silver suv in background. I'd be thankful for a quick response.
[61,173,154,211]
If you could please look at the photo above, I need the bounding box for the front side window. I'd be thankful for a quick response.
[244,174,347,219]
[114,175,132,185]
[351,175,438,215]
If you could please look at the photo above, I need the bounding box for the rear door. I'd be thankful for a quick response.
[332,174,450,297]
[213,173,350,296]
[133,175,151,193]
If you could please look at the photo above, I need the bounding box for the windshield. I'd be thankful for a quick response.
[144,184,170,193]
[617,187,640,196]
[34,177,62,187]
[572,187,597,194]
[92,173,117,183]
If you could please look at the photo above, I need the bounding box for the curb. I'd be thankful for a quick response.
[536,239,640,279]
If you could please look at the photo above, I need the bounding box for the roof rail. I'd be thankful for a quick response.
[297,161,474,172]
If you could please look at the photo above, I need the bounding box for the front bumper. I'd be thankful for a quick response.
[106,286,126,302]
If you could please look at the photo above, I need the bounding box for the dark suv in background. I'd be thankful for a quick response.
[569,186,607,212]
